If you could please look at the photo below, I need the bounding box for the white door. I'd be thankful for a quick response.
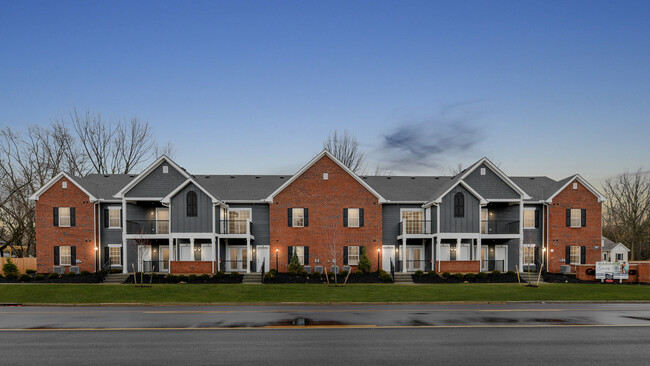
[458,243,470,260]
[495,245,507,271]
[159,245,169,272]
[382,246,395,271]
[179,243,192,261]
[256,246,270,272]
[440,244,451,261]
[201,243,212,261]
[138,245,152,272]
[406,247,423,271]
[227,247,248,271]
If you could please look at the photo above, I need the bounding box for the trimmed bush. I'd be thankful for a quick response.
[165,274,178,283]
[442,272,451,278]
[427,271,437,277]
[327,272,335,277]
[5,273,18,280]
[177,275,189,282]
[200,274,210,282]
[299,270,308,277]
[0,273,4,278]
[379,272,392,282]
[65,271,77,277]
[357,247,372,273]
[264,272,275,281]
[452,273,464,280]
[48,273,60,280]
[215,271,226,278]
[188,274,198,282]
[414,270,425,277]
[2,258,19,277]
[80,270,91,276]
[25,269,37,275]
[34,274,46,281]
[476,272,488,279]
[311,271,322,280]
[268,269,278,275]
[287,250,302,275]
[490,270,502,276]
[464,273,476,280]
[506,271,516,277]
[18,274,31,281]
[230,272,240,279]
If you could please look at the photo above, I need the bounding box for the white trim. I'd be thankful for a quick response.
[264,150,386,203]
[523,207,536,229]
[223,200,267,204]
[114,155,190,198]
[124,197,164,201]
[161,178,227,207]
[107,206,122,229]
[434,180,488,205]
[29,172,97,201]
[347,208,361,228]
[545,175,606,203]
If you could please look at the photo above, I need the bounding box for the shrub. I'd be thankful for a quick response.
[506,271,516,277]
[264,272,275,281]
[268,269,278,275]
[299,270,308,277]
[338,270,349,278]
[34,274,46,281]
[427,271,437,277]
[357,247,372,273]
[165,274,178,283]
[464,273,476,280]
[414,270,425,277]
[452,273,464,280]
[476,272,488,279]
[0,273,3,278]
[200,274,210,282]
[327,271,335,277]
[189,274,198,282]
[5,273,18,280]
[379,272,392,282]
[355,270,365,276]
[2,258,19,277]
[177,275,189,282]
[65,271,77,277]
[215,271,226,278]
[311,271,322,280]
[442,272,451,278]
[80,270,91,276]
[25,269,37,275]
[230,272,240,279]
[48,273,60,280]
[18,274,31,281]
[490,270,502,276]
[287,249,303,275]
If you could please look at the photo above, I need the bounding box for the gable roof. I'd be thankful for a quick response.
[602,236,630,252]
[545,174,606,203]
[29,172,97,202]
[264,150,386,203]
[194,175,287,201]
[161,178,226,206]
[75,174,136,201]
[113,155,190,199]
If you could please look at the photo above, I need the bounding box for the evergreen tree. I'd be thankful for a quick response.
[358,246,372,273]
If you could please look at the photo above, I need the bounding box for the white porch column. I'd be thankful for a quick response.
[402,237,407,273]
[122,200,127,274]
[217,237,221,272]
[478,237,482,270]
[436,237,440,272]
[211,236,216,274]
[190,238,195,261]
[456,238,461,261]
[168,237,173,272]
[246,236,251,274]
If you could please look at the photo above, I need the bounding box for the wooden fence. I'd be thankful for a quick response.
[0,258,38,274]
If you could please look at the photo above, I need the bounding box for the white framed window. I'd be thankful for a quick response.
[616,253,623,261]
[570,246,581,264]
[108,245,122,266]
[480,168,486,175]
[570,209,581,228]
[523,208,536,229]
[228,209,252,234]
[59,207,71,227]
[292,246,305,265]
[348,246,360,265]
[292,208,304,227]
[60,246,71,266]
[62,181,67,189]
[348,208,360,228]
[163,165,169,173]
[523,244,535,266]
[572,182,578,190]
[108,207,121,229]
[401,209,424,234]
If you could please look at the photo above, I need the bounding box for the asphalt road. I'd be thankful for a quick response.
[1,303,650,365]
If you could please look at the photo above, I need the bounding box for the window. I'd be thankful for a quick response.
[292,208,304,227]
[186,191,197,217]
[347,208,360,227]
[228,209,251,234]
[616,253,624,261]
[155,208,169,234]
[523,245,535,265]
[163,165,169,173]
[572,182,577,190]
[109,246,122,266]
[480,168,486,175]
[570,246,581,264]
[292,246,305,265]
[348,246,360,265]
[454,192,465,217]
[59,207,71,227]
[570,209,581,228]
[60,246,71,266]
[481,208,488,234]
[62,181,67,189]
[108,208,121,228]
[523,209,536,229]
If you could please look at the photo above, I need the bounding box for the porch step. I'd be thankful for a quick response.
[242,273,262,284]
[393,273,414,284]
[103,273,130,284]
[518,272,545,284]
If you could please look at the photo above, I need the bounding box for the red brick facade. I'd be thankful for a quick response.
[35,177,96,273]
[547,179,602,273]
[270,155,382,272]
[170,261,213,274]
[438,260,480,273]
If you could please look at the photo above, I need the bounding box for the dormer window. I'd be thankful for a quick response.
[454,192,465,218]
[186,191,197,217]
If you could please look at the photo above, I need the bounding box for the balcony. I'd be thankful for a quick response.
[219,220,254,237]
[480,220,519,235]
[127,220,169,235]
[398,220,433,237]
[481,259,505,272]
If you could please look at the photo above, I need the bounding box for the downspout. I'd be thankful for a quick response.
[545,203,550,271]
[94,201,99,272]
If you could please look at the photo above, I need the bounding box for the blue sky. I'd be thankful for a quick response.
[1,0,648,184]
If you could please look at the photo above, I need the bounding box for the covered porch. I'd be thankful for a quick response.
[435,234,482,273]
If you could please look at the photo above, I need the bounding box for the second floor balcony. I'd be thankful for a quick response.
[398,220,434,237]
[127,220,169,235]
[480,220,519,235]
[219,219,253,236]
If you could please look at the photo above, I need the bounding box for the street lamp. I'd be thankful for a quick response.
[275,248,279,271]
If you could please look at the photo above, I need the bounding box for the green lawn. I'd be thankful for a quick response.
[0,283,649,304]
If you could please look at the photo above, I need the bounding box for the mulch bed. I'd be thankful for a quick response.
[0,273,103,283]
[412,273,519,284]
[125,273,243,284]
[263,271,392,284]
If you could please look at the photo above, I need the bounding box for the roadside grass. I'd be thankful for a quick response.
[0,283,649,304]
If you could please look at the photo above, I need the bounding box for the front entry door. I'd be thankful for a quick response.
[495,245,507,271]
[227,247,248,271]
[382,246,395,271]
[406,247,423,272]
[201,243,212,261]
[256,246,270,273]
[159,245,169,272]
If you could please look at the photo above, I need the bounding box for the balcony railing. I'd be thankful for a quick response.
[223,259,249,271]
[481,259,505,272]
[142,260,169,272]
[219,220,252,235]
[126,220,169,235]
[398,220,433,235]
[480,220,519,235]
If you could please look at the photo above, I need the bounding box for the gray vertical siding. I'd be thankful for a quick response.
[125,162,186,198]
[170,183,213,233]
[523,204,543,244]
[439,185,480,233]
[125,202,164,221]
[227,203,270,247]
[381,204,423,246]
[99,203,123,261]
[483,238,520,272]
[463,163,519,199]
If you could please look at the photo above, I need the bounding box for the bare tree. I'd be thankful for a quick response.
[449,163,464,176]
[602,169,650,260]
[323,130,366,174]
[372,164,393,176]
[322,221,343,286]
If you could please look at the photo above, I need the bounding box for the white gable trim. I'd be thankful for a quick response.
[29,172,97,202]
[264,150,386,203]
[610,243,630,252]
[113,155,190,199]
[459,157,531,200]
[431,179,488,205]
[545,174,606,203]
[162,178,228,208]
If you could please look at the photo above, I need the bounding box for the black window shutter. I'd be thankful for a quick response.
[104,247,109,264]
[581,209,586,227]
[359,208,364,227]
[119,209,122,227]
[70,246,76,264]
[53,246,60,265]
[120,247,123,266]
[304,246,309,265]
[53,207,59,226]
[104,209,109,228]
[288,246,293,264]
[534,210,540,228]
[580,246,586,264]
[566,209,571,227]
[288,208,292,227]
[70,207,76,227]
[343,246,348,265]
[343,208,348,227]
[304,208,308,227]
[565,246,571,264]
